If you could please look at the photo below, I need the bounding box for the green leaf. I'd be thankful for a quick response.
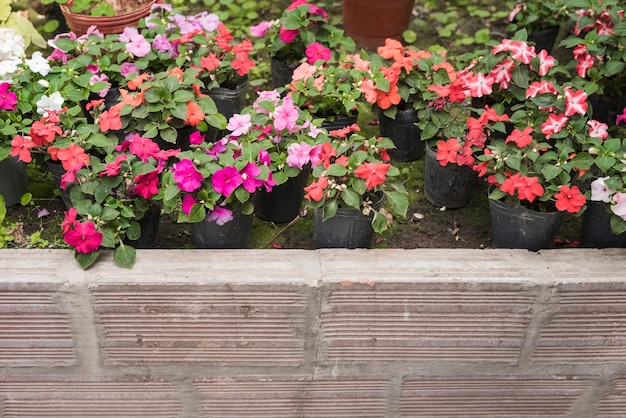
[371,211,387,234]
[114,244,136,269]
[542,164,561,181]
[386,191,409,217]
[75,251,100,270]
[326,164,348,176]
[340,188,361,210]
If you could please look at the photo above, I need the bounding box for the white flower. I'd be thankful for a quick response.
[36,91,64,115]
[0,28,25,61]
[590,177,614,203]
[38,79,50,88]
[0,59,21,81]
[25,52,51,76]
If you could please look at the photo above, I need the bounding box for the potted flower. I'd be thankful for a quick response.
[303,125,409,248]
[287,53,373,129]
[61,132,179,269]
[130,4,256,140]
[157,126,275,249]
[229,89,330,223]
[559,0,626,124]
[249,0,355,88]
[40,0,157,35]
[507,0,570,52]
[367,39,452,161]
[458,39,600,249]
[583,120,626,247]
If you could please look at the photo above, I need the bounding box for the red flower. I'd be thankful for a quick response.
[435,138,461,166]
[505,126,533,148]
[554,185,586,213]
[10,135,36,163]
[516,175,544,203]
[304,176,328,201]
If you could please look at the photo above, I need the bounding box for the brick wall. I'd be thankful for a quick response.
[1,248,626,417]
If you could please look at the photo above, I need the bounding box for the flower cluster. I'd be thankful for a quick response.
[250,0,355,65]
[588,134,626,234]
[62,133,179,269]
[230,89,330,185]
[560,0,626,95]
[304,125,408,233]
[365,39,454,119]
[288,53,373,118]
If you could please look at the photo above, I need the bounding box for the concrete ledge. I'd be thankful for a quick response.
[1,248,626,417]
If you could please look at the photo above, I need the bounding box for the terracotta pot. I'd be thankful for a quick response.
[342,0,414,49]
[60,0,156,36]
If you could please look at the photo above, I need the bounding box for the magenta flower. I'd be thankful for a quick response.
[206,206,233,225]
[0,82,17,111]
[181,194,197,215]
[240,163,263,193]
[63,221,103,254]
[250,21,272,37]
[286,142,313,169]
[305,42,331,64]
[173,159,204,193]
[279,25,298,43]
[617,107,626,125]
[189,131,206,145]
[212,166,243,197]
[258,149,271,167]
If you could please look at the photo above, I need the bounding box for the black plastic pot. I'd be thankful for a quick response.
[0,156,28,207]
[313,192,384,249]
[527,26,560,54]
[379,108,424,162]
[270,58,299,89]
[124,205,161,249]
[424,146,477,209]
[588,93,626,126]
[489,198,565,251]
[254,166,311,223]
[45,161,73,209]
[581,200,626,248]
[205,77,249,142]
[320,113,359,132]
[190,206,253,249]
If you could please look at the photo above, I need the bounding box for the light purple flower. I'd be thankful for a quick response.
[250,21,272,37]
[120,62,140,77]
[152,34,173,54]
[121,27,151,57]
[212,166,243,197]
[173,159,204,192]
[206,206,233,225]
[591,177,614,203]
[227,113,252,137]
[286,142,313,169]
[37,208,49,219]
[196,12,220,32]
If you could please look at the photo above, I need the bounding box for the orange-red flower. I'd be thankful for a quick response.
[435,138,461,166]
[184,101,205,126]
[56,144,90,171]
[355,162,390,189]
[555,185,586,213]
[376,83,402,110]
[304,176,328,201]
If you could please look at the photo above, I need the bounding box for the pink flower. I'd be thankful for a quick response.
[120,62,140,77]
[286,142,313,169]
[541,113,568,139]
[63,221,103,254]
[173,159,204,192]
[212,166,243,197]
[129,134,160,161]
[292,62,317,81]
[575,54,595,78]
[121,27,151,57]
[305,41,331,64]
[536,49,555,76]
[591,177,613,203]
[100,154,128,177]
[564,88,588,117]
[467,73,494,98]
[617,107,626,125]
[611,192,626,221]
[250,20,272,37]
[509,40,536,64]
[181,194,197,215]
[273,99,299,131]
[587,120,609,139]
[226,113,252,136]
[206,206,233,225]
[525,80,557,98]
